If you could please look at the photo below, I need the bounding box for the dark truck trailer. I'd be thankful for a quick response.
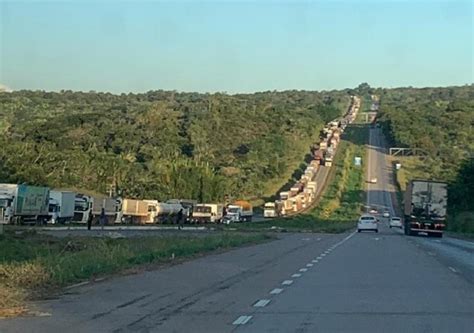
[404,180,447,238]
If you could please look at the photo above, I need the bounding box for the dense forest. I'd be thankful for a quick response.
[0,89,350,202]
[375,85,474,230]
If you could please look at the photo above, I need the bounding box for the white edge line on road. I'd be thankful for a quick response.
[282,280,293,286]
[253,299,271,307]
[64,281,90,290]
[299,268,308,272]
[448,266,458,273]
[270,288,283,294]
[233,315,252,325]
[292,273,302,278]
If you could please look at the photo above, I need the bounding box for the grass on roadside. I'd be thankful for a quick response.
[0,231,271,317]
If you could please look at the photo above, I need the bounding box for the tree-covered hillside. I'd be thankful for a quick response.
[375,85,474,231]
[0,90,349,201]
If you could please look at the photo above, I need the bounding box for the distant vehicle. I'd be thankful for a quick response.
[370,178,378,184]
[404,180,447,238]
[0,184,50,224]
[73,194,93,223]
[369,207,378,214]
[382,210,390,218]
[389,217,403,229]
[357,215,378,233]
[264,202,278,218]
[191,204,223,223]
[224,200,253,223]
[48,190,75,224]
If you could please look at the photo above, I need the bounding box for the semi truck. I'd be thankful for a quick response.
[48,190,75,224]
[264,202,278,218]
[73,194,93,223]
[404,180,447,238]
[0,184,50,224]
[224,200,253,223]
[191,204,223,223]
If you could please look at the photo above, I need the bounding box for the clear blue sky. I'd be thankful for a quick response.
[1,0,473,93]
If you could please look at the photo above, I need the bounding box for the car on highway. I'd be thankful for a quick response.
[389,217,403,229]
[369,177,378,184]
[357,215,378,233]
[382,210,390,218]
[369,207,378,214]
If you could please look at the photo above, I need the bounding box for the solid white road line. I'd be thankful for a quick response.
[270,288,283,295]
[449,266,458,273]
[282,280,293,286]
[253,299,271,307]
[233,316,252,325]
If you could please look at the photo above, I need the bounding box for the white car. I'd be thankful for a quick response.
[369,207,378,214]
[389,217,403,229]
[370,178,378,184]
[382,210,390,218]
[357,215,378,233]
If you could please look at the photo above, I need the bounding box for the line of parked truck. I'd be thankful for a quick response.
[0,183,254,225]
[263,95,361,218]
[0,97,360,225]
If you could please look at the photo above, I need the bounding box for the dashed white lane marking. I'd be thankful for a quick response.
[292,273,302,278]
[317,238,322,241]
[299,268,308,272]
[302,238,311,241]
[282,280,294,286]
[312,259,319,263]
[270,288,283,295]
[449,266,458,273]
[253,299,271,307]
[306,263,314,267]
[321,253,327,257]
[233,315,252,325]
[317,256,323,260]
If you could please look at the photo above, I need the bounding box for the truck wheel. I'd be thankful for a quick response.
[357,229,361,233]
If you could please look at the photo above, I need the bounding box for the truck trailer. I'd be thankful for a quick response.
[404,180,447,238]
[0,184,49,224]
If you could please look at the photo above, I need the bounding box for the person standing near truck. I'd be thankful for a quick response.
[99,208,107,230]
[177,209,184,230]
[87,211,93,230]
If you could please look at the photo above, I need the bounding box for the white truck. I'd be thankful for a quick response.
[224,200,253,223]
[191,204,223,223]
[0,184,50,224]
[73,194,93,223]
[264,202,280,218]
[48,190,75,224]
[144,200,186,224]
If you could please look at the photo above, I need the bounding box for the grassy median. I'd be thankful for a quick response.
[0,230,271,317]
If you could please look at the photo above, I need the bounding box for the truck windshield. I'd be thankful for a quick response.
[74,201,88,211]
[0,199,10,208]
[49,204,59,213]
[228,208,239,214]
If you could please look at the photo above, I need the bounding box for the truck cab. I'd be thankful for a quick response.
[264,202,277,218]
[0,194,13,224]
[191,204,223,223]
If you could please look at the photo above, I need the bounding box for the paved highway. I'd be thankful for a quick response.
[1,127,473,332]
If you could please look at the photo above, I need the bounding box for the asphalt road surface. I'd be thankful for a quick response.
[1,127,473,332]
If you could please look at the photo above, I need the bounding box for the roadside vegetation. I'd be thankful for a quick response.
[375,85,474,234]
[227,124,368,233]
[0,90,349,202]
[0,230,271,317]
